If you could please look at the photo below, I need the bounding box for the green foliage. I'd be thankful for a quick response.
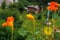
[0,0,60,40]
[1,0,6,9]
[54,32,60,40]
[0,8,23,40]
[37,14,42,20]
[26,35,36,40]
[18,28,28,36]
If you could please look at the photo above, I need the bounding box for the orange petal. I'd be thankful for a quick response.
[2,23,7,27]
[7,16,14,22]
[7,22,13,27]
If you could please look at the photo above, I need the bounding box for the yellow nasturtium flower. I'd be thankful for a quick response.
[26,13,34,21]
[44,27,52,35]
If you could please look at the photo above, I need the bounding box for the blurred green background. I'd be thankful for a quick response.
[0,0,60,40]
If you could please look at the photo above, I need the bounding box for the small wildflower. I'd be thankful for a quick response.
[44,27,52,35]
[27,13,34,20]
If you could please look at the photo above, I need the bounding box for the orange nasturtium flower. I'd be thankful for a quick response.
[2,16,14,31]
[47,1,59,11]
[26,13,34,21]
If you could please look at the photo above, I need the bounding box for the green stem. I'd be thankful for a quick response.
[46,35,50,40]
[46,10,50,21]
[33,20,36,37]
[11,31,13,40]
[11,26,14,40]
